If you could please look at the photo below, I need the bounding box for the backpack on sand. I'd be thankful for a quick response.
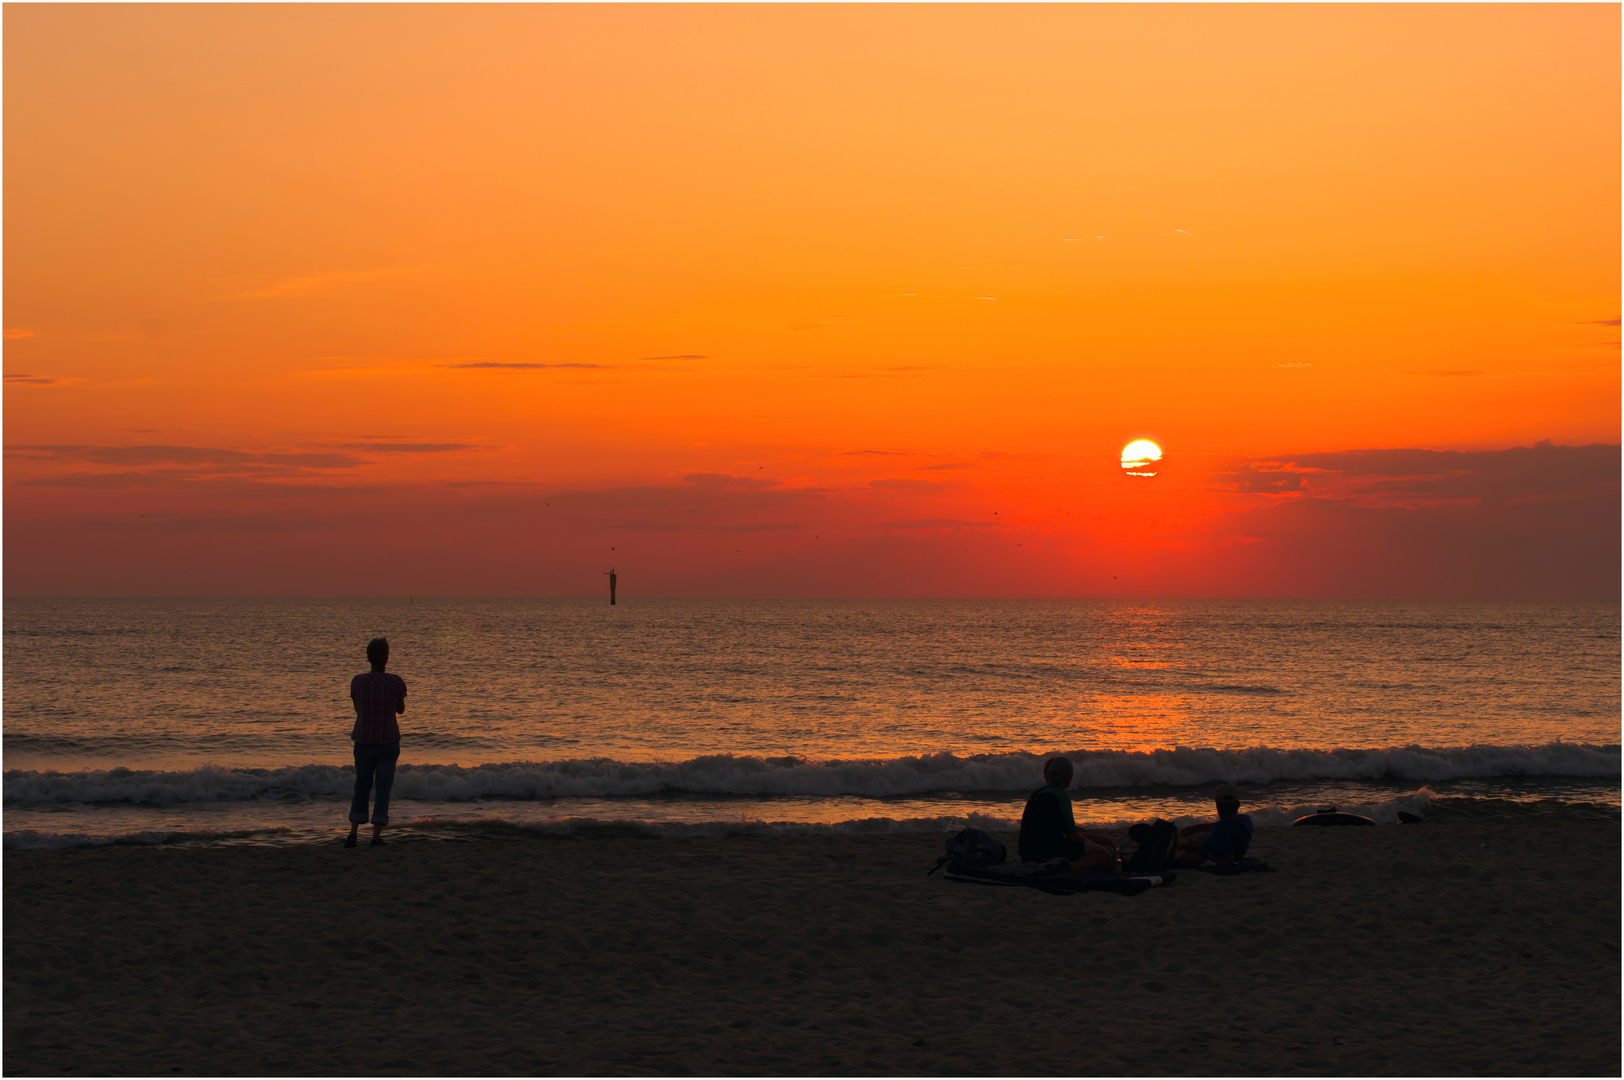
[926,827,1007,876]
[1123,819,1180,874]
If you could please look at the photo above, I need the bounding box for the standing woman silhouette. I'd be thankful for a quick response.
[346,637,407,847]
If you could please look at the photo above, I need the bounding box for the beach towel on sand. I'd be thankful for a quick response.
[940,858,1175,896]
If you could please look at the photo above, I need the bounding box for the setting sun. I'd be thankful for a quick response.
[1121,440,1163,478]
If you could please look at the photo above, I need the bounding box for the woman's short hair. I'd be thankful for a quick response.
[1043,755,1074,786]
[366,637,389,667]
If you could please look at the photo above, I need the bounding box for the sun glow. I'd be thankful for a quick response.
[1121,440,1163,477]
[1,6,1616,600]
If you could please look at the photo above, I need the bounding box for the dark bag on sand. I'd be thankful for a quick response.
[1124,819,1180,874]
[926,827,1007,876]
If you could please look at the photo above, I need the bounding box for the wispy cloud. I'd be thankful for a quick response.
[237,265,432,300]
[1584,318,1621,326]
[7,444,362,469]
[294,363,432,381]
[3,443,390,494]
[1189,442,1621,600]
[641,354,710,361]
[339,443,483,454]
[4,329,38,340]
[617,522,802,532]
[1217,469,1310,495]
[91,512,349,534]
[4,374,75,386]
[1212,441,1619,507]
[867,477,952,494]
[13,471,394,495]
[1276,362,1314,369]
[439,362,610,370]
[878,517,994,530]
[12,470,220,491]
[818,366,943,380]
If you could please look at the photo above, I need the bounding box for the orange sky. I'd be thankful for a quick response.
[5,4,1619,597]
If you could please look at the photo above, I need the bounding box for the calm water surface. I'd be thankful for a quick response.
[5,598,1618,846]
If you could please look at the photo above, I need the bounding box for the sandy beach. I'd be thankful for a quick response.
[6,812,1619,1076]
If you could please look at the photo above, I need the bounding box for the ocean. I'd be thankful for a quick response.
[4,598,1618,848]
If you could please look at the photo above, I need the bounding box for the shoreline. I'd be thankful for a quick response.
[6,816,1620,1075]
[4,789,1617,853]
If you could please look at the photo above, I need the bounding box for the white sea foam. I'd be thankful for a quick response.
[3,742,1614,806]
[1221,788,1436,828]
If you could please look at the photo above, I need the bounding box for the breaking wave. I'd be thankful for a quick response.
[4,741,1615,807]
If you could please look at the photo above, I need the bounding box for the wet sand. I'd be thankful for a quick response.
[5,813,1619,1076]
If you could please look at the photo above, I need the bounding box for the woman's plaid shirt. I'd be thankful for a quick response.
[350,670,407,743]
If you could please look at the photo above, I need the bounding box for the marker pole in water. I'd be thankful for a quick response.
[606,568,617,605]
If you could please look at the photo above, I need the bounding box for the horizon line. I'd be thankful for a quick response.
[4,594,1616,604]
